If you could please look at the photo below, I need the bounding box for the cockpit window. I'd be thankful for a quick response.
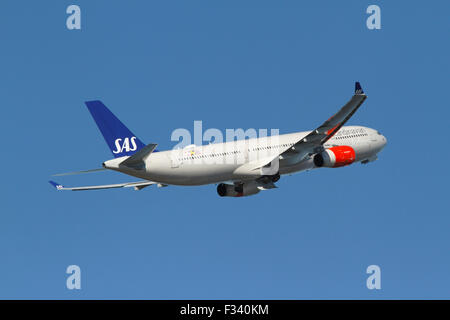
[377,131,382,135]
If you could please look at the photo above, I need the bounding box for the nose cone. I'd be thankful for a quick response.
[379,135,387,151]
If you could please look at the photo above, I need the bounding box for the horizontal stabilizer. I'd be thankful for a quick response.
[48,180,156,191]
[120,143,158,169]
[52,168,107,176]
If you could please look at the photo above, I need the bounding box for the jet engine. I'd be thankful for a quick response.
[313,146,356,168]
[217,182,260,197]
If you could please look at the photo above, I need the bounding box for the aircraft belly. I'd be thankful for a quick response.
[146,163,238,186]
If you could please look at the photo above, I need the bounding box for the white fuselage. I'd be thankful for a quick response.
[103,126,387,186]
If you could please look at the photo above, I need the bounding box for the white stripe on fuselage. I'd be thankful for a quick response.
[104,126,384,186]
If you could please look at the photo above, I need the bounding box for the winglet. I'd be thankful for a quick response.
[49,180,64,190]
[355,82,364,95]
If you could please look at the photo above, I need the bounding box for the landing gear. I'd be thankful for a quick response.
[272,173,280,182]
[260,173,280,184]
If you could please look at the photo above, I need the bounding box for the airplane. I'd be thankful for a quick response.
[49,82,387,197]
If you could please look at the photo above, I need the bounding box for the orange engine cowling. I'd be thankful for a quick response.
[313,146,356,168]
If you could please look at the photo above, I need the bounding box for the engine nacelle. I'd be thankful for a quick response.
[313,146,356,168]
[217,182,260,197]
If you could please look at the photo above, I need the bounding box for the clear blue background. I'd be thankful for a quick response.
[0,1,448,299]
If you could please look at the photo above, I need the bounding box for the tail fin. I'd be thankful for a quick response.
[85,101,146,158]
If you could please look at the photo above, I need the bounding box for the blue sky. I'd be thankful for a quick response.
[0,1,449,299]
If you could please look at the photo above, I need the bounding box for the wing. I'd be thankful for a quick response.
[49,180,157,191]
[237,82,368,171]
[282,81,367,160]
